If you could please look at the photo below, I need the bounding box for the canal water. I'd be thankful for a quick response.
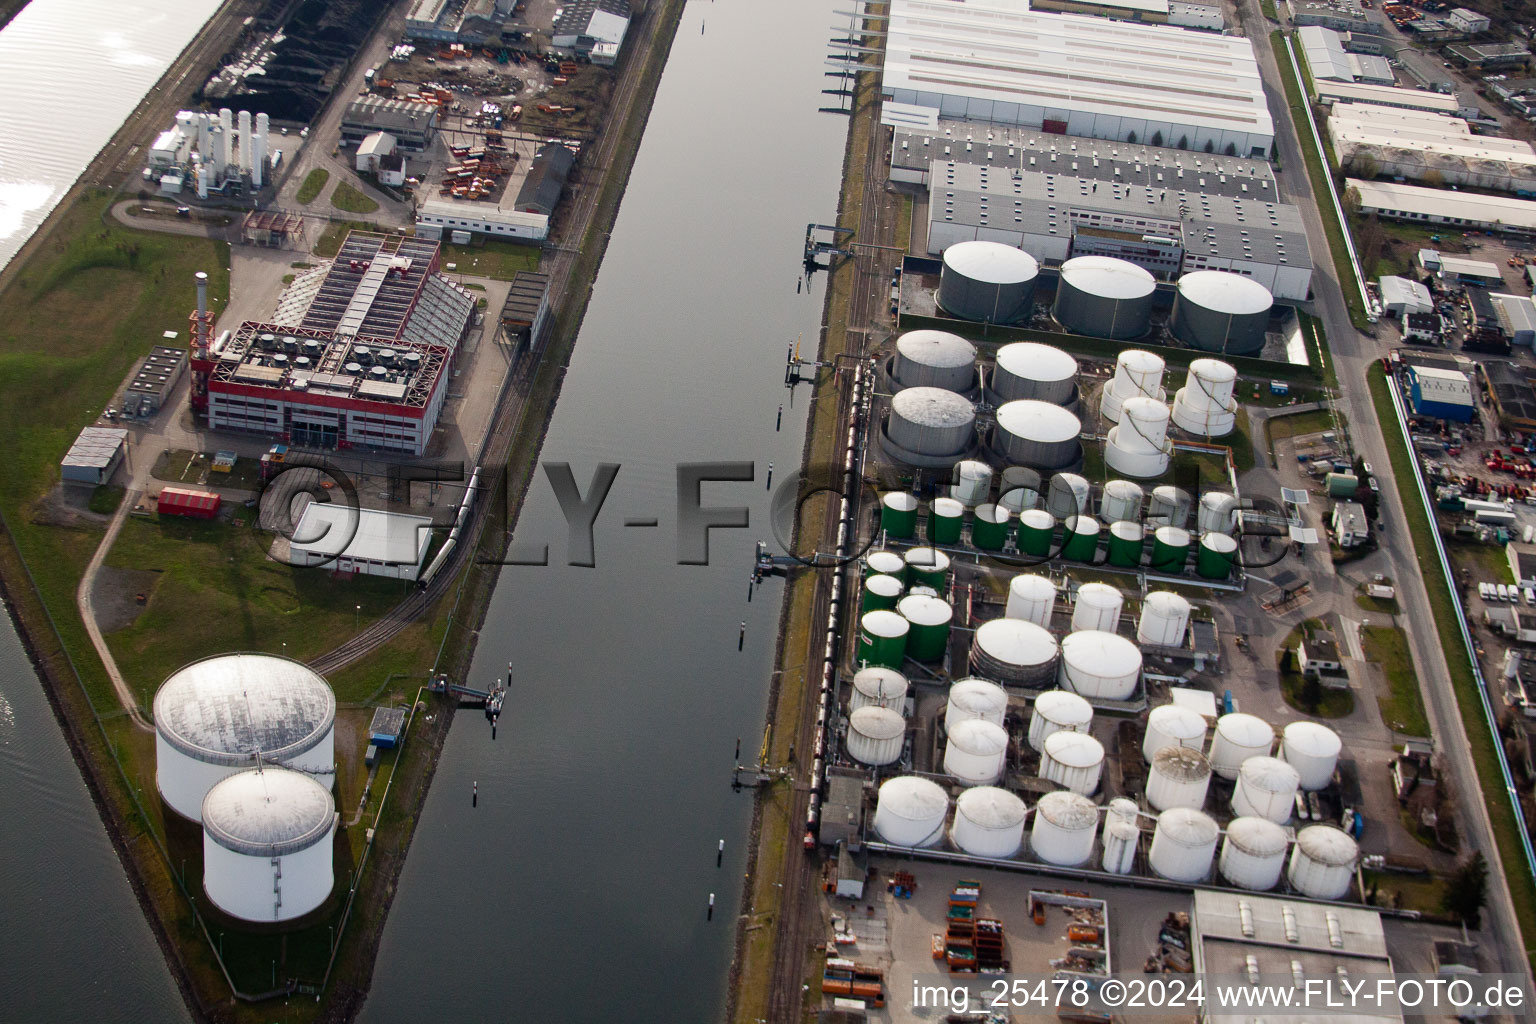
[0,0,223,272]
[362,1,848,1020]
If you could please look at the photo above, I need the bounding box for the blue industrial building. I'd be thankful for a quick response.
[1407,364,1475,422]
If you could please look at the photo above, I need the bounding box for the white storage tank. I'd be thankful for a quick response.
[1100,349,1167,423]
[1059,631,1142,701]
[850,667,909,711]
[201,767,336,923]
[1005,573,1056,626]
[1147,746,1213,812]
[951,786,1028,858]
[1053,255,1157,340]
[970,618,1060,687]
[944,718,1010,786]
[1028,689,1093,751]
[1030,790,1099,866]
[1102,816,1141,874]
[1288,825,1359,900]
[991,342,1079,406]
[1046,472,1091,521]
[154,654,336,822]
[1208,713,1275,779]
[998,466,1042,513]
[951,459,994,507]
[1100,480,1145,524]
[1149,807,1219,883]
[945,678,1010,733]
[1170,359,1238,437]
[1143,704,1208,762]
[1105,396,1173,479]
[1136,591,1193,648]
[1147,485,1193,529]
[847,706,906,766]
[892,330,977,392]
[885,387,977,464]
[1281,722,1343,791]
[1219,816,1290,891]
[1232,756,1301,824]
[939,240,1039,324]
[1071,582,1123,633]
[874,775,950,847]
[1041,730,1105,795]
[1171,270,1273,356]
[994,400,1082,472]
[1198,491,1240,535]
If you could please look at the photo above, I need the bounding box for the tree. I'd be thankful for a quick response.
[1204,139,1216,153]
[1347,152,1381,179]
[1441,852,1489,928]
[1151,130,1164,147]
[1342,185,1362,217]
[1177,134,1189,150]
[1421,168,1446,189]
[1127,130,1138,144]
[1225,142,1237,156]
[1300,672,1324,714]
[1357,213,1386,278]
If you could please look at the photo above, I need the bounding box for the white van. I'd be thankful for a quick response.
[1480,582,1493,600]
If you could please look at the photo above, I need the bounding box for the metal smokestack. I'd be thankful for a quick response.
[196,272,208,317]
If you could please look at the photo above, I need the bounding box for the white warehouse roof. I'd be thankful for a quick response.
[1378,275,1433,315]
[61,426,127,472]
[1328,108,1536,168]
[1437,254,1503,279]
[1348,177,1536,231]
[1413,365,1473,405]
[1314,79,1461,115]
[290,503,434,571]
[1298,25,1355,81]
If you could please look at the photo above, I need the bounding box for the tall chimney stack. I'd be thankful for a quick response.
[196,271,208,317]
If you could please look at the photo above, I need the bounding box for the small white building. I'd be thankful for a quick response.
[1378,275,1433,317]
[415,198,549,242]
[60,426,128,485]
[1299,631,1343,676]
[1447,6,1491,34]
[1333,500,1369,548]
[289,504,435,580]
[355,131,397,173]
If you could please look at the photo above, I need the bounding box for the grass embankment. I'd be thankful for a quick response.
[295,168,330,205]
[1367,364,1536,970]
[313,220,385,257]
[441,239,541,281]
[1266,407,1343,446]
[330,181,380,215]
[1361,624,1432,737]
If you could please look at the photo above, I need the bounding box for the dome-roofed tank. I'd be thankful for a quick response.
[1280,722,1342,791]
[1071,582,1123,633]
[897,594,953,661]
[951,786,1028,858]
[929,496,965,544]
[1030,790,1099,866]
[1147,485,1193,529]
[862,572,905,614]
[1059,631,1142,700]
[892,330,978,392]
[1005,573,1056,627]
[1143,704,1208,762]
[1288,825,1359,900]
[905,546,951,592]
[1232,755,1301,824]
[1100,480,1145,524]
[939,241,1039,324]
[858,610,909,669]
[1209,713,1275,779]
[1028,689,1093,751]
[994,400,1082,471]
[998,466,1042,513]
[880,492,920,539]
[951,459,993,507]
[1046,472,1091,521]
[1147,746,1212,811]
[1041,730,1105,795]
[970,618,1060,687]
[1136,591,1193,647]
[847,706,906,766]
[1219,816,1289,890]
[1198,491,1240,535]
[874,776,950,847]
[944,718,1009,786]
[991,342,1079,406]
[1171,271,1273,355]
[945,678,1009,733]
[1170,359,1238,437]
[1100,349,1167,423]
[884,387,977,465]
[867,548,907,579]
[1149,807,1219,882]
[1105,396,1173,479]
[1054,256,1156,340]
[201,767,336,923]
[850,667,909,711]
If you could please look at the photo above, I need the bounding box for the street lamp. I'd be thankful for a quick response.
[355,604,361,631]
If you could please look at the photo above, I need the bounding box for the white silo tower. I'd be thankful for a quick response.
[1287,825,1359,900]
[1146,746,1212,812]
[1149,807,1219,882]
[951,786,1028,858]
[1232,755,1301,824]
[1198,491,1240,535]
[1100,349,1166,424]
[1005,573,1056,626]
[1105,396,1173,479]
[1058,631,1142,700]
[219,108,234,173]
[1146,485,1193,529]
[1143,704,1208,762]
[1027,690,1093,751]
[1041,730,1104,795]
[196,162,211,200]
[253,112,269,188]
[201,767,336,923]
[1101,814,1141,874]
[1136,592,1193,648]
[1099,480,1144,525]
[945,678,1009,733]
[873,776,949,847]
[951,459,993,506]
[1170,359,1238,437]
[944,718,1009,786]
[1046,472,1091,521]
[237,110,253,174]
[1208,713,1275,779]
[1029,790,1098,866]
[1219,816,1289,890]
[1280,721,1342,791]
[1071,582,1123,634]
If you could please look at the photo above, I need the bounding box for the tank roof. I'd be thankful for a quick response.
[1061,255,1156,299]
[1284,721,1342,756]
[1060,630,1141,673]
[879,775,949,818]
[1226,815,1288,855]
[891,386,975,428]
[861,609,909,638]
[896,330,977,367]
[948,717,1009,754]
[153,654,335,767]
[202,767,335,856]
[1296,824,1359,865]
[1157,806,1219,843]
[975,617,1058,664]
[996,399,1082,443]
[883,491,920,511]
[1153,745,1210,781]
[956,786,1027,828]
[853,667,908,698]
[897,594,954,626]
[1178,270,1273,315]
[1035,689,1092,722]
[1240,755,1301,790]
[850,705,906,740]
[1217,712,1274,744]
[943,240,1039,284]
[1037,789,1098,828]
[1045,730,1104,767]
[996,342,1077,383]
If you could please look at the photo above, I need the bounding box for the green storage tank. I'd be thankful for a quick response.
[897,594,953,661]
[905,546,951,592]
[1017,508,1056,557]
[862,573,904,614]
[971,503,1011,551]
[881,492,920,539]
[859,610,909,669]
[1106,520,1145,567]
[1325,472,1359,498]
[1061,515,1101,563]
[1150,526,1191,574]
[1197,531,1239,580]
[866,549,907,581]
[929,497,965,545]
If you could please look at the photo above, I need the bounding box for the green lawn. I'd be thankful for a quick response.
[1361,624,1433,738]
[1266,407,1343,446]
[1446,538,1513,584]
[1280,670,1356,717]
[330,181,380,215]
[295,167,330,205]
[440,238,542,281]
[313,220,385,257]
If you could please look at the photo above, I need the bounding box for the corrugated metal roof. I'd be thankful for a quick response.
[61,426,127,470]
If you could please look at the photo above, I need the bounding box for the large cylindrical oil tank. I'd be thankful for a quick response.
[1288,825,1359,899]
[1028,689,1093,751]
[1143,704,1208,762]
[862,572,904,614]
[1059,631,1142,700]
[1061,515,1101,563]
[858,610,909,669]
[1100,480,1145,524]
[201,767,336,923]
[991,342,1079,406]
[1046,472,1091,521]
[1281,722,1342,791]
[1136,591,1193,647]
[1147,746,1213,811]
[1100,349,1167,423]
[1053,256,1156,340]
[892,330,977,392]
[1208,713,1275,779]
[998,466,1042,513]
[951,459,993,507]
[1042,730,1104,795]
[1106,521,1145,567]
[971,503,1012,551]
[1232,755,1301,824]
[1197,532,1238,580]
[1170,359,1238,437]
[1149,526,1191,573]
[1071,582,1123,633]
[994,401,1082,471]
[850,667,909,712]
[946,678,1010,733]
[1017,509,1056,557]
[970,618,1060,687]
[951,787,1028,858]
[905,547,951,592]
[885,387,976,463]
[867,548,907,580]
[1147,485,1193,529]
[154,654,336,823]
[1219,816,1290,891]
[1171,271,1273,355]
[880,492,920,538]
[847,706,906,766]
[1104,397,1173,479]
[944,718,1009,786]
[874,776,949,847]
[929,497,965,545]
[1149,807,1219,882]
[939,241,1039,324]
[1102,816,1141,873]
[1005,573,1056,627]
[1030,790,1099,866]
[897,594,953,661]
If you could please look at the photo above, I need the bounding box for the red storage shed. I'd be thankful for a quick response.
[157,487,221,520]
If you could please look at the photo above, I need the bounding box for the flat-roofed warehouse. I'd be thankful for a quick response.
[340,96,438,151]
[125,345,187,416]
[1407,364,1475,421]
[289,504,435,580]
[500,271,551,351]
[1484,360,1536,431]
[880,0,1274,158]
[1346,177,1536,234]
[60,426,127,485]
[1313,78,1462,115]
[1328,106,1536,192]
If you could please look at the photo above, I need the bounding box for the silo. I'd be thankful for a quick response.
[850,667,909,712]
[1041,730,1104,795]
[874,776,950,847]
[998,466,1042,513]
[1197,533,1238,580]
[1149,807,1219,883]
[1071,582,1123,633]
[994,401,1082,472]
[1171,271,1273,356]
[1288,825,1359,900]
[867,549,907,580]
[971,504,1011,551]
[1143,704,1208,762]
[218,107,234,171]
[858,610,909,669]
[1005,573,1056,627]
[1136,592,1193,647]
[1030,790,1099,866]
[1100,349,1167,423]
[1016,509,1057,557]
[945,678,1009,733]
[153,654,336,823]
[1232,755,1301,824]
[201,767,335,924]
[929,497,965,545]
[1027,689,1093,751]
[237,109,253,173]
[253,112,268,188]
[943,718,1009,786]
[1170,359,1238,437]
[1100,480,1145,524]
[892,330,977,392]
[1280,722,1342,791]
[1147,485,1193,529]
[1219,816,1290,891]
[847,706,907,766]
[1046,472,1091,521]
[991,342,1079,406]
[1147,747,1213,812]
[897,594,953,661]
[1061,515,1101,563]
[1208,713,1275,779]
[1105,397,1174,480]
[884,387,976,464]
[970,618,1060,687]
[951,460,993,507]
[1102,816,1141,874]
[952,787,1028,858]
[880,492,920,538]
[861,573,904,614]
[1198,492,1240,535]
[1058,631,1141,700]
[1053,255,1156,340]
[1149,526,1191,574]
[938,240,1039,324]
[905,547,951,592]
[1106,522,1145,567]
